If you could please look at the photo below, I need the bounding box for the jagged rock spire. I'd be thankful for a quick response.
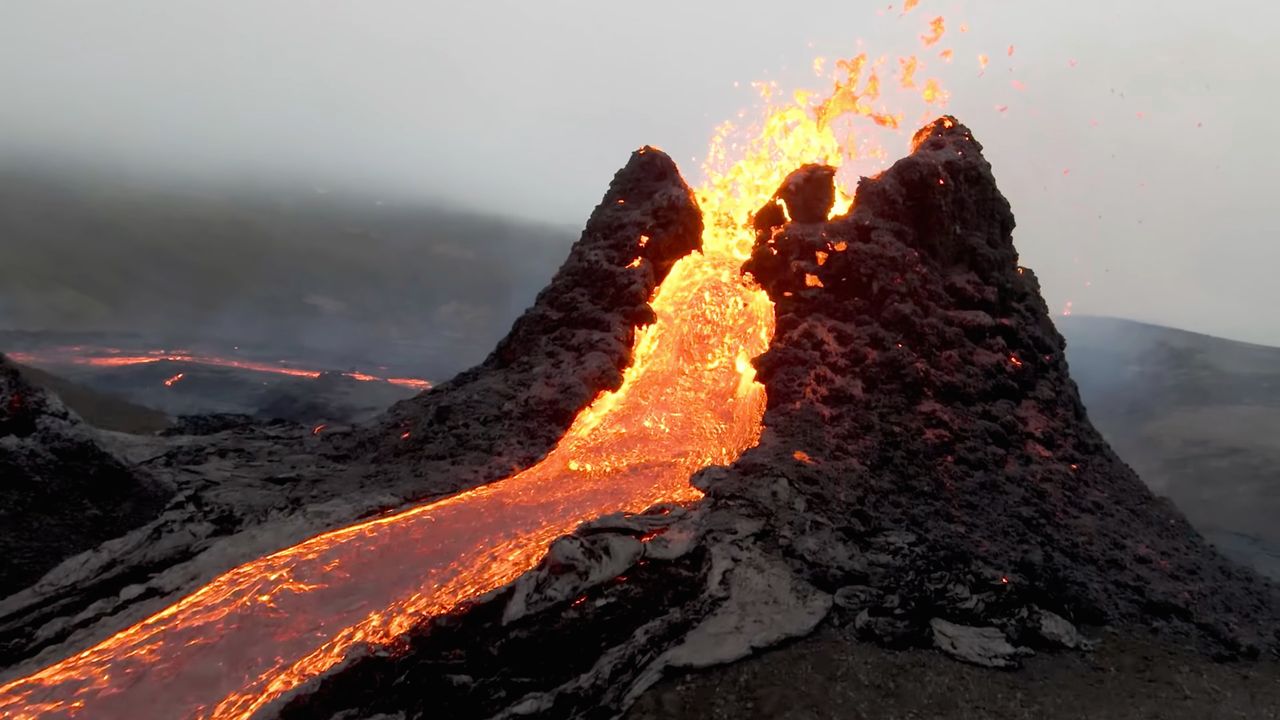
[356,147,703,494]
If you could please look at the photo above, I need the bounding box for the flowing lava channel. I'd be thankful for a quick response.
[0,22,961,720]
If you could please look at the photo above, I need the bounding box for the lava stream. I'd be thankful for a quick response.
[0,239,774,720]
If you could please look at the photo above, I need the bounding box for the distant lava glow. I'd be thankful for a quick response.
[0,16,964,720]
[6,347,432,391]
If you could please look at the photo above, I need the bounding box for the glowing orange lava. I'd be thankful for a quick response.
[0,21,960,720]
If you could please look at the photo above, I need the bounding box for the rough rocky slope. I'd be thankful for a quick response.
[278,119,1278,720]
[0,355,171,595]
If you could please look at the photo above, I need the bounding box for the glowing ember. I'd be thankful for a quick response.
[0,18,962,720]
[922,78,946,104]
[920,16,946,47]
[899,56,919,88]
[163,372,185,388]
[7,348,431,392]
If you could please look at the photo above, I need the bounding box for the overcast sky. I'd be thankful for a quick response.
[2,1,1277,345]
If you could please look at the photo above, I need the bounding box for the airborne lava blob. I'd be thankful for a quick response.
[0,28,959,720]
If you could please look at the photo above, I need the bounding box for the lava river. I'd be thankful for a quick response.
[0,227,773,720]
[0,41,945,719]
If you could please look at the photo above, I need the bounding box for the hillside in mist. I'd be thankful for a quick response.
[0,166,574,379]
[1062,316,1280,578]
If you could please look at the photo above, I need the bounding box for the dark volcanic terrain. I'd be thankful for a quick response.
[1,122,1276,719]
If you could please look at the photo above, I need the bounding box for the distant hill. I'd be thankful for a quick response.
[9,359,170,434]
[0,166,575,380]
[1060,316,1280,578]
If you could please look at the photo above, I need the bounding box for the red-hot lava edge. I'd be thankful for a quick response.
[6,349,433,391]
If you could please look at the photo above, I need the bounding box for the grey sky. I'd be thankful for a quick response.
[2,1,1277,344]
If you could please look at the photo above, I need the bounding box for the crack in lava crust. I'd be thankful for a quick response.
[0,229,774,720]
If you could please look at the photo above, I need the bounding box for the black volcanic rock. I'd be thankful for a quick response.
[346,146,704,496]
[0,355,171,595]
[776,163,837,223]
[751,164,837,244]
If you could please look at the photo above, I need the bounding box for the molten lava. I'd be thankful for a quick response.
[0,21,963,720]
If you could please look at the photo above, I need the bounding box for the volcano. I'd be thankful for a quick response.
[262,118,1279,719]
[4,110,1274,720]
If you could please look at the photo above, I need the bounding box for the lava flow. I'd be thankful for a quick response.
[0,31,954,720]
